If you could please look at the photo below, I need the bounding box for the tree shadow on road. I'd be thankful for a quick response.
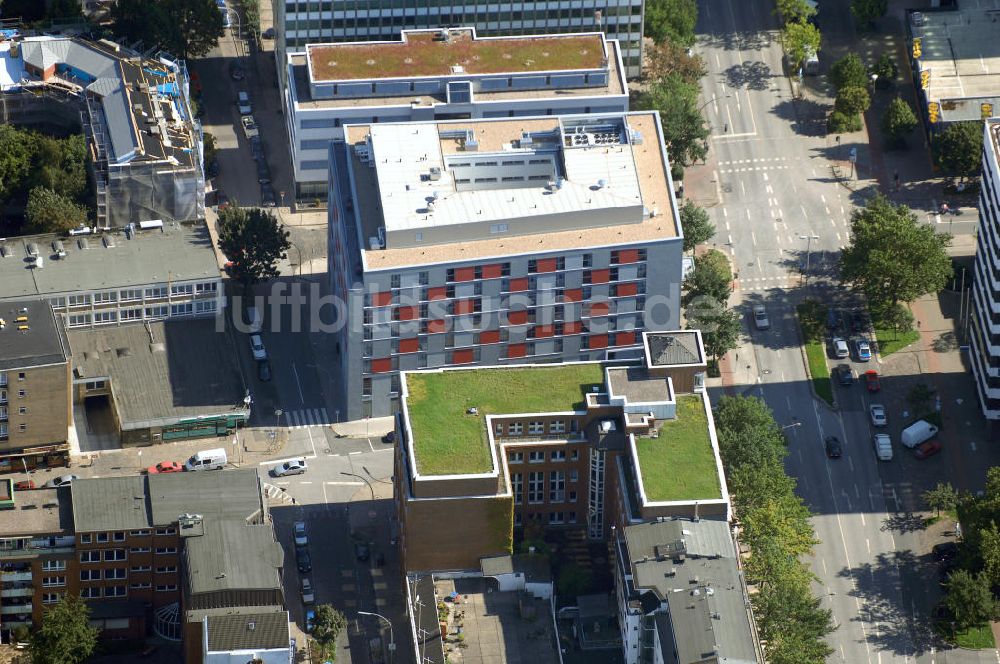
[723,61,774,90]
[931,331,958,353]
[770,97,830,137]
[881,511,926,535]
[701,30,773,54]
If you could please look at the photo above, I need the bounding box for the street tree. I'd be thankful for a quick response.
[944,570,996,631]
[922,482,958,518]
[217,205,291,289]
[907,383,937,414]
[881,97,918,147]
[0,124,35,202]
[936,121,984,181]
[24,187,88,234]
[683,249,731,305]
[638,73,709,166]
[311,604,347,661]
[775,0,817,23]
[851,0,888,28]
[830,53,869,91]
[840,194,952,307]
[643,0,698,46]
[680,200,715,252]
[685,297,740,360]
[979,522,1000,587]
[871,53,898,85]
[870,301,914,336]
[782,19,821,71]
[645,37,706,85]
[29,595,98,664]
[834,86,871,116]
[112,0,223,60]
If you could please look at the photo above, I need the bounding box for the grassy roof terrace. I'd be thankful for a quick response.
[309,31,606,81]
[405,364,606,476]
[634,394,722,502]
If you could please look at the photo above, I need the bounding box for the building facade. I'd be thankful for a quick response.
[972,118,1000,420]
[284,28,628,200]
[328,112,684,420]
[275,0,645,78]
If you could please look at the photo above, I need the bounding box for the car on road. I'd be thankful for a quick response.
[869,404,887,427]
[826,307,841,330]
[864,370,880,392]
[293,521,308,546]
[237,90,251,115]
[260,182,277,207]
[300,576,315,604]
[832,337,849,358]
[381,431,395,445]
[257,159,271,184]
[249,334,267,361]
[354,542,371,562]
[43,474,79,488]
[835,363,853,386]
[752,304,770,330]
[914,439,943,460]
[851,310,867,332]
[257,359,272,382]
[241,115,259,139]
[305,609,316,632]
[933,542,959,562]
[855,338,872,361]
[873,433,893,461]
[228,61,244,80]
[824,436,842,459]
[270,458,307,477]
[296,546,312,573]
[14,480,36,490]
[146,461,183,474]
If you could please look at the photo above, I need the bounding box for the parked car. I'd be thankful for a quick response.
[855,338,872,362]
[185,448,227,471]
[43,474,79,488]
[354,542,371,562]
[835,363,853,386]
[257,359,272,382]
[293,521,308,546]
[270,458,307,477]
[237,90,251,115]
[14,480,36,490]
[914,439,943,460]
[249,136,263,160]
[260,182,277,207]
[305,609,316,632]
[824,436,843,459]
[873,434,893,461]
[752,304,770,330]
[833,337,849,358]
[146,461,183,474]
[296,546,312,573]
[826,307,841,330]
[869,404,887,427]
[864,370,880,392]
[933,542,959,562]
[381,431,395,444]
[257,160,271,184]
[300,576,315,604]
[249,334,267,361]
[228,61,244,80]
[241,115,259,139]
[851,310,867,332]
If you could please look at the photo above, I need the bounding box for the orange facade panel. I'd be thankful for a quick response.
[396,306,417,321]
[427,319,447,333]
[616,282,639,297]
[535,258,558,273]
[563,288,583,303]
[589,269,610,284]
[481,263,503,279]
[509,277,529,292]
[507,310,528,325]
[534,325,554,338]
[451,349,474,364]
[615,249,640,264]
[615,332,637,346]
[589,301,610,317]
[372,291,392,307]
[454,299,474,315]
[399,337,420,353]
[480,330,501,344]
[454,266,475,282]
[507,344,527,358]
[427,286,448,300]
[588,334,609,349]
[371,358,392,373]
[563,321,582,335]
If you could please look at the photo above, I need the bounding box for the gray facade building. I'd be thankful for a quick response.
[972,118,1000,419]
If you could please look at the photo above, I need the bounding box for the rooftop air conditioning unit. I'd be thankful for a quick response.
[428,166,442,181]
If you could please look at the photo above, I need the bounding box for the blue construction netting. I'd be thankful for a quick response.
[156,82,177,96]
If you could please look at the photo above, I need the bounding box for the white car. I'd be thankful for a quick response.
[293,521,308,546]
[869,404,887,427]
[300,576,315,604]
[752,305,770,330]
[43,474,79,488]
[270,458,307,477]
[241,115,259,139]
[833,337,849,358]
[249,334,267,361]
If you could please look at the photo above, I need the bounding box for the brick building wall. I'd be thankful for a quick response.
[0,362,70,453]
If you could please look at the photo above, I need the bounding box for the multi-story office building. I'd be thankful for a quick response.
[284,27,628,200]
[0,300,72,470]
[328,111,684,420]
[275,0,645,78]
[392,330,730,573]
[0,223,222,329]
[972,118,1000,419]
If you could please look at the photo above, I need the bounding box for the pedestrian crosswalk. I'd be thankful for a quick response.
[283,408,329,429]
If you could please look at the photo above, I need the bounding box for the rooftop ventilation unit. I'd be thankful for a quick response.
[52,240,66,258]
[103,236,116,249]
[464,131,479,151]
[26,243,38,257]
[77,238,90,250]
[428,166,442,181]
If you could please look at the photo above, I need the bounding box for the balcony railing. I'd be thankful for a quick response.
[0,571,32,583]
[0,604,32,615]
[0,546,74,560]
[1,587,33,598]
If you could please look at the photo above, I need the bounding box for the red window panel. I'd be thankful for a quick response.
[535,258,558,273]
[372,291,392,307]
[481,263,503,279]
[563,321,582,335]
[507,310,528,325]
[371,358,392,373]
[427,319,447,333]
[426,286,448,301]
[509,277,529,292]
[615,249,640,264]
[454,266,475,282]
[615,332,637,346]
[588,334,609,349]
[507,343,527,358]
[480,330,501,344]
[451,349,474,364]
[399,337,420,354]
[563,289,583,303]
[534,325,554,338]
[589,269,611,284]
[589,301,610,317]
[396,306,417,321]
[616,282,639,297]
[454,299,474,315]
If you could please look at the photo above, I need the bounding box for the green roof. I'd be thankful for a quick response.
[405,364,606,476]
[634,395,722,502]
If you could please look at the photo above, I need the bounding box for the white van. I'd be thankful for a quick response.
[873,434,893,461]
[184,448,228,471]
[900,420,938,449]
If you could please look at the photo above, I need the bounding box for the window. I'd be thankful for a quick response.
[93,291,117,303]
[527,421,544,435]
[155,547,177,555]
[94,310,116,324]
[42,593,61,604]
[130,565,151,573]
[68,294,91,306]
[196,282,217,293]
[550,471,565,502]
[569,490,577,502]
[81,587,102,598]
[84,380,106,391]
[0,372,5,387]
[42,576,66,587]
[120,308,143,321]
[42,560,65,571]
[155,584,178,592]
[0,406,7,421]
[145,286,167,299]
[129,529,151,537]
[80,569,102,581]
[528,472,544,504]
[80,551,100,563]
[0,390,5,404]
[490,223,509,234]
[17,372,25,381]
[551,450,566,462]
[507,422,523,436]
[514,512,522,527]
[509,451,523,464]
[549,512,565,524]
[80,534,92,544]
[170,303,193,316]
[105,586,127,597]
[570,450,580,461]
[170,284,193,296]
[528,451,544,463]
[18,423,25,432]
[69,313,91,327]
[130,547,151,553]
[155,566,177,574]
[155,527,176,536]
[570,469,579,482]
[17,389,24,398]
[568,512,578,524]
[511,473,523,504]
[96,533,109,543]
[550,421,566,434]
[145,305,168,319]
[104,549,126,561]
[17,406,25,415]
[120,288,143,302]
[106,568,127,579]
[113,532,126,542]
[130,582,152,589]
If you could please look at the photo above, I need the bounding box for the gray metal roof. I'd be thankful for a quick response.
[0,223,219,300]
[646,331,703,367]
[205,610,290,653]
[147,469,264,526]
[184,520,284,596]
[0,299,69,371]
[0,486,73,536]
[71,476,152,532]
[68,318,246,429]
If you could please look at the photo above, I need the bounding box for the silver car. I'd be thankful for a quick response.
[752,305,770,330]
[869,404,887,427]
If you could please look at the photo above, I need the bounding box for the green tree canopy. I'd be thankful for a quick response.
[25,187,88,234]
[830,53,869,91]
[840,194,952,307]
[218,205,291,288]
[312,604,347,661]
[936,121,985,181]
[683,249,732,304]
[637,73,709,166]
[979,522,1000,587]
[881,97,918,146]
[851,0,888,27]
[923,482,959,517]
[643,0,698,46]
[679,200,715,252]
[685,296,740,360]
[783,19,821,71]
[113,0,224,60]
[0,124,35,202]
[645,37,707,85]
[834,86,871,116]
[29,595,98,664]
[775,0,817,23]
[871,53,898,84]
[944,570,996,630]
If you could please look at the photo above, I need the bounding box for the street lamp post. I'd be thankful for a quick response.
[358,611,395,663]
[799,234,820,280]
[225,8,242,61]
[341,471,375,501]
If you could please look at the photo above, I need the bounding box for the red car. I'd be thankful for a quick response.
[915,440,943,460]
[145,461,183,475]
[865,370,881,392]
[14,480,36,490]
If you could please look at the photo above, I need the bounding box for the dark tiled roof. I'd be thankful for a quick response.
[205,610,290,652]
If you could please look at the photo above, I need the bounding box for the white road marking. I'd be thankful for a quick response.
[291,362,306,404]
[751,231,757,246]
[325,480,364,486]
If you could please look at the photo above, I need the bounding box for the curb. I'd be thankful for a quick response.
[797,343,839,412]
